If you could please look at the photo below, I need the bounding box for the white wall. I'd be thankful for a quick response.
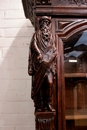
[0,0,35,130]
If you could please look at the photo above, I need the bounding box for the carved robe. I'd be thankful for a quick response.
[28,30,56,99]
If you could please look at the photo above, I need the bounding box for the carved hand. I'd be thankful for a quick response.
[37,53,43,60]
[49,51,57,63]
[41,51,57,68]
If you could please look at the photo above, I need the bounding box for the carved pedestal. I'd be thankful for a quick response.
[35,112,56,130]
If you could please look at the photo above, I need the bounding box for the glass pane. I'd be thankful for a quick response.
[64,30,87,130]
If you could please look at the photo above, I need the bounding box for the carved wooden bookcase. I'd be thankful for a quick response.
[22,0,87,130]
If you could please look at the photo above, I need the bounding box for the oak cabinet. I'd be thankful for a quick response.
[22,1,87,130]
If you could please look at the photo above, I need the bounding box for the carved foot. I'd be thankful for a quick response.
[35,108,42,112]
[47,104,55,112]
[35,103,44,112]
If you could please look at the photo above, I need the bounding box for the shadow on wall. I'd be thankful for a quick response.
[0,24,35,130]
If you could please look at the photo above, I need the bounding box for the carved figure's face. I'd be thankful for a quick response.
[40,19,51,42]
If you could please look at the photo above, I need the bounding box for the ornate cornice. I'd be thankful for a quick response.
[22,0,87,25]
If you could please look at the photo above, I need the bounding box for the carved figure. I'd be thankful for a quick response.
[28,16,56,112]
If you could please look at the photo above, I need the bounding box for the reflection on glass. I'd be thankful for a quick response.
[64,31,87,130]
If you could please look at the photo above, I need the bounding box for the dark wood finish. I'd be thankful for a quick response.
[35,112,56,130]
[28,16,58,130]
[28,16,56,113]
[22,0,87,130]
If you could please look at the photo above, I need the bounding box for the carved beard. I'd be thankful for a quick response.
[41,28,51,43]
[39,29,52,53]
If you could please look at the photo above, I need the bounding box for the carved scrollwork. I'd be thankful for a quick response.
[54,0,87,6]
[36,117,55,130]
[36,0,52,5]
[35,112,56,130]
[70,0,87,6]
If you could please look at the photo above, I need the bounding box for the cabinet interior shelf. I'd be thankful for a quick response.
[66,115,87,120]
[65,73,87,78]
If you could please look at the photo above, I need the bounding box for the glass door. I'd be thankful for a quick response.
[64,30,87,130]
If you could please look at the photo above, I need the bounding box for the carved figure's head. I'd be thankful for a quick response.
[39,16,51,28]
[39,16,51,42]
